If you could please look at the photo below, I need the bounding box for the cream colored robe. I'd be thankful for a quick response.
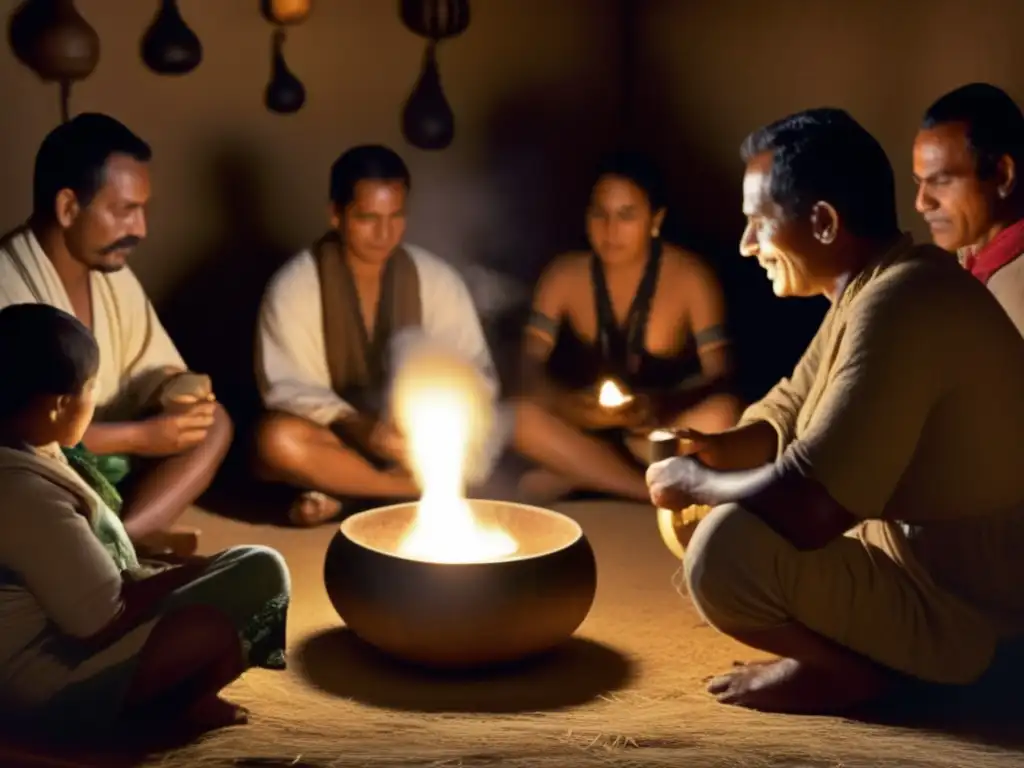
[0,227,186,421]
[256,243,506,479]
[987,252,1024,337]
[256,243,499,425]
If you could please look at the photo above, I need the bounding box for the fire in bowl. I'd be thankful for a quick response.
[323,498,597,669]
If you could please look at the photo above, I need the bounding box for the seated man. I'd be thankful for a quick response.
[254,144,500,526]
[0,113,233,556]
[647,108,1024,715]
[515,150,741,502]
[914,82,1024,335]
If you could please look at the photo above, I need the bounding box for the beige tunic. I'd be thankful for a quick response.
[987,252,1024,337]
[711,235,1024,682]
[256,243,499,425]
[0,447,153,712]
[0,227,186,420]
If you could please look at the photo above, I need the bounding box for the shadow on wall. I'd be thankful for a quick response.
[470,88,618,390]
[631,58,827,404]
[161,140,292,478]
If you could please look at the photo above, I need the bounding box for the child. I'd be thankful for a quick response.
[0,303,290,740]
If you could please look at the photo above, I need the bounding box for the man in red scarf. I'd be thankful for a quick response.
[913,83,1024,335]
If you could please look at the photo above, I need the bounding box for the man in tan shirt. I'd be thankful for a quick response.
[0,114,233,555]
[647,108,1024,715]
[913,82,1024,334]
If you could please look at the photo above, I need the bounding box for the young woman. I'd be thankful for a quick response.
[513,150,741,501]
[0,303,290,741]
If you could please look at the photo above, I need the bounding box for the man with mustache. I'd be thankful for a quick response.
[913,82,1024,335]
[646,108,1024,715]
[0,113,232,556]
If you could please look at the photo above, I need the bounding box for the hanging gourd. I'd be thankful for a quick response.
[140,0,203,76]
[8,0,101,123]
[399,0,469,151]
[263,0,310,25]
[261,0,310,115]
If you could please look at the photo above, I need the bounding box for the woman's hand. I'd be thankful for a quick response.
[563,390,651,431]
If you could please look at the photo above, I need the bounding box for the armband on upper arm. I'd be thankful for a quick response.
[694,323,729,350]
[526,310,559,341]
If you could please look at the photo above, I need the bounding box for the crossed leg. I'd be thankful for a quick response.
[683,504,997,714]
[254,411,419,526]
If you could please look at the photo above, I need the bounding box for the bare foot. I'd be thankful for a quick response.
[702,658,776,683]
[122,695,249,747]
[707,657,890,714]
[517,468,576,505]
[288,491,343,527]
[182,695,250,733]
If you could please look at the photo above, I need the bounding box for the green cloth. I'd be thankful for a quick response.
[60,444,130,516]
[58,444,289,671]
[59,444,138,572]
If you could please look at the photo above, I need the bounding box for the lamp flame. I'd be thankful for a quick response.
[598,378,633,408]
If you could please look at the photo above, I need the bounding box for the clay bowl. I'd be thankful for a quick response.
[323,499,597,669]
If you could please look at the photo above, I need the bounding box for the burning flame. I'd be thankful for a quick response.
[598,378,633,408]
[391,337,518,563]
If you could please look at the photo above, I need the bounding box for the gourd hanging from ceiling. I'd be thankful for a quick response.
[261,0,310,115]
[7,0,101,123]
[140,0,203,76]
[400,0,470,151]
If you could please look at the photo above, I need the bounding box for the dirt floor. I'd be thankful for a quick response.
[3,498,1024,768]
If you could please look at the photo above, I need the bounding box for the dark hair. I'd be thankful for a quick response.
[921,82,1024,179]
[0,304,99,423]
[329,144,411,209]
[32,113,152,222]
[592,149,667,211]
[740,107,899,240]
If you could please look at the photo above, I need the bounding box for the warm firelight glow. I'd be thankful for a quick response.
[391,337,518,563]
[597,378,633,408]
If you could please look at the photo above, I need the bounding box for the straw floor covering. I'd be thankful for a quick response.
[3,499,1024,768]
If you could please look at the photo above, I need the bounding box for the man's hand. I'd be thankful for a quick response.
[369,421,407,465]
[136,399,216,457]
[156,371,214,411]
[651,427,737,470]
[331,413,407,469]
[669,427,720,464]
[646,456,701,510]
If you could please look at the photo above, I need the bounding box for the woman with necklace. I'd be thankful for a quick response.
[512,150,741,502]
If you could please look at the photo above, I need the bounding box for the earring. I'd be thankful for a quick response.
[999,189,1009,199]
[651,227,660,238]
[49,410,58,422]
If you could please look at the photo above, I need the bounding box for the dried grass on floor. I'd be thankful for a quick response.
[7,500,1024,768]
[153,679,1019,768]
